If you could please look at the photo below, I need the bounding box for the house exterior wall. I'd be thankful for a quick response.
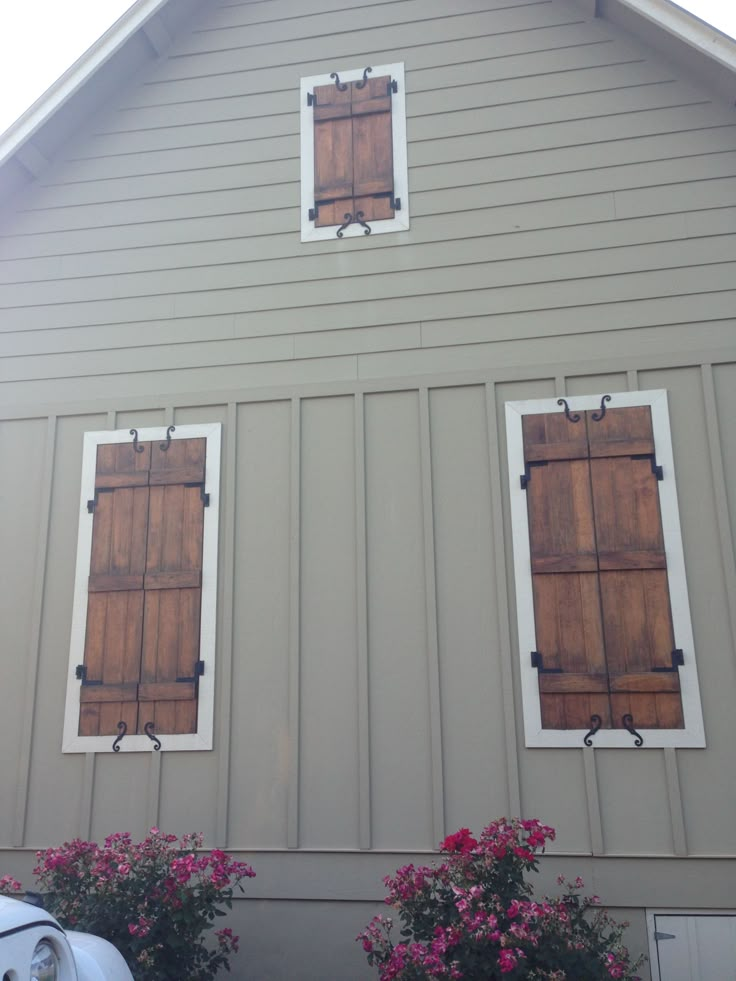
[0,0,735,977]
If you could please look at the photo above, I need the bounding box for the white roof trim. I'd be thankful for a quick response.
[610,0,736,72]
[0,0,173,167]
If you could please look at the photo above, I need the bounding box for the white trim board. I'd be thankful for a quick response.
[62,422,221,753]
[300,62,410,242]
[505,389,705,749]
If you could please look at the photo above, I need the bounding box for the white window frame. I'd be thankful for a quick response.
[62,423,221,753]
[505,390,705,749]
[300,62,409,242]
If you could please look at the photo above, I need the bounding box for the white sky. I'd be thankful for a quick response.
[0,0,735,138]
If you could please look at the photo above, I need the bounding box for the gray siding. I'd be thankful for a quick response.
[1,0,735,977]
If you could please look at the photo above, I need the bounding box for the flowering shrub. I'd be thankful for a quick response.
[358,818,643,980]
[6,829,254,981]
[0,874,22,895]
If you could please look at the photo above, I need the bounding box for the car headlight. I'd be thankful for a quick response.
[31,940,60,981]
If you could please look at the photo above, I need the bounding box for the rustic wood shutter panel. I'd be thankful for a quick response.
[79,437,206,739]
[588,406,684,729]
[522,413,611,730]
[139,438,206,736]
[79,442,150,737]
[312,74,396,227]
[351,75,395,222]
[313,81,354,228]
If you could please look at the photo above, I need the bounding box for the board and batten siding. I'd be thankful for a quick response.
[0,0,735,977]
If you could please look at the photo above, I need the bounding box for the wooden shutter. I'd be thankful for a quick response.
[588,407,684,729]
[80,443,149,737]
[522,413,611,729]
[523,405,684,731]
[312,74,395,227]
[79,437,206,738]
[138,438,205,736]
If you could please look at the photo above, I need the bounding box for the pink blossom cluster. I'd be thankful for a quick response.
[358,818,643,981]
[24,827,255,980]
[0,874,22,895]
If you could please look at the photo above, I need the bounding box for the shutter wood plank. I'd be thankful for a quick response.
[89,574,144,592]
[538,673,609,692]
[80,683,138,703]
[139,440,205,736]
[589,405,684,730]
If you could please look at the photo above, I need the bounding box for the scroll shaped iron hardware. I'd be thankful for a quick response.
[557,398,581,423]
[591,394,612,422]
[336,211,372,238]
[330,72,348,91]
[144,722,162,751]
[160,425,175,451]
[355,66,372,89]
[621,713,644,746]
[520,460,547,490]
[652,649,685,673]
[112,721,127,752]
[631,453,664,480]
[130,429,145,453]
[530,651,563,674]
[177,660,205,684]
[584,715,602,746]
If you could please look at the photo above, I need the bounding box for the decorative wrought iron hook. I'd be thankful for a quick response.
[621,713,643,746]
[160,425,175,451]
[336,212,354,238]
[355,210,371,235]
[112,720,127,752]
[144,722,162,751]
[584,715,602,746]
[330,72,348,91]
[130,429,144,453]
[591,394,612,422]
[557,398,581,423]
[355,66,373,89]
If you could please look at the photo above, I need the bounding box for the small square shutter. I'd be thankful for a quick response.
[522,413,611,729]
[79,443,150,737]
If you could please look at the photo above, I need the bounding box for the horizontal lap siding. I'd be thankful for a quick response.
[0,0,735,868]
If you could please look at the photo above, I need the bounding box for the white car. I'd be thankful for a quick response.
[0,895,133,981]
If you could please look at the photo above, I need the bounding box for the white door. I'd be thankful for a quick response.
[653,914,736,980]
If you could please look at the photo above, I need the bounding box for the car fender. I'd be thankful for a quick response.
[66,931,134,981]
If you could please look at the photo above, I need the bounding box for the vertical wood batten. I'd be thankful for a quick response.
[700,364,736,661]
[419,387,445,844]
[555,376,566,397]
[79,754,95,839]
[146,750,162,830]
[627,369,639,390]
[354,393,371,849]
[664,747,688,855]
[484,383,522,816]
[583,748,604,855]
[13,415,56,846]
[215,402,237,847]
[287,398,301,849]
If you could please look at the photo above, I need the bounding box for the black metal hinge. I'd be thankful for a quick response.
[176,661,205,683]
[388,78,398,94]
[520,460,547,489]
[652,649,684,672]
[307,90,316,107]
[530,651,562,674]
[76,665,102,686]
[631,453,664,480]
